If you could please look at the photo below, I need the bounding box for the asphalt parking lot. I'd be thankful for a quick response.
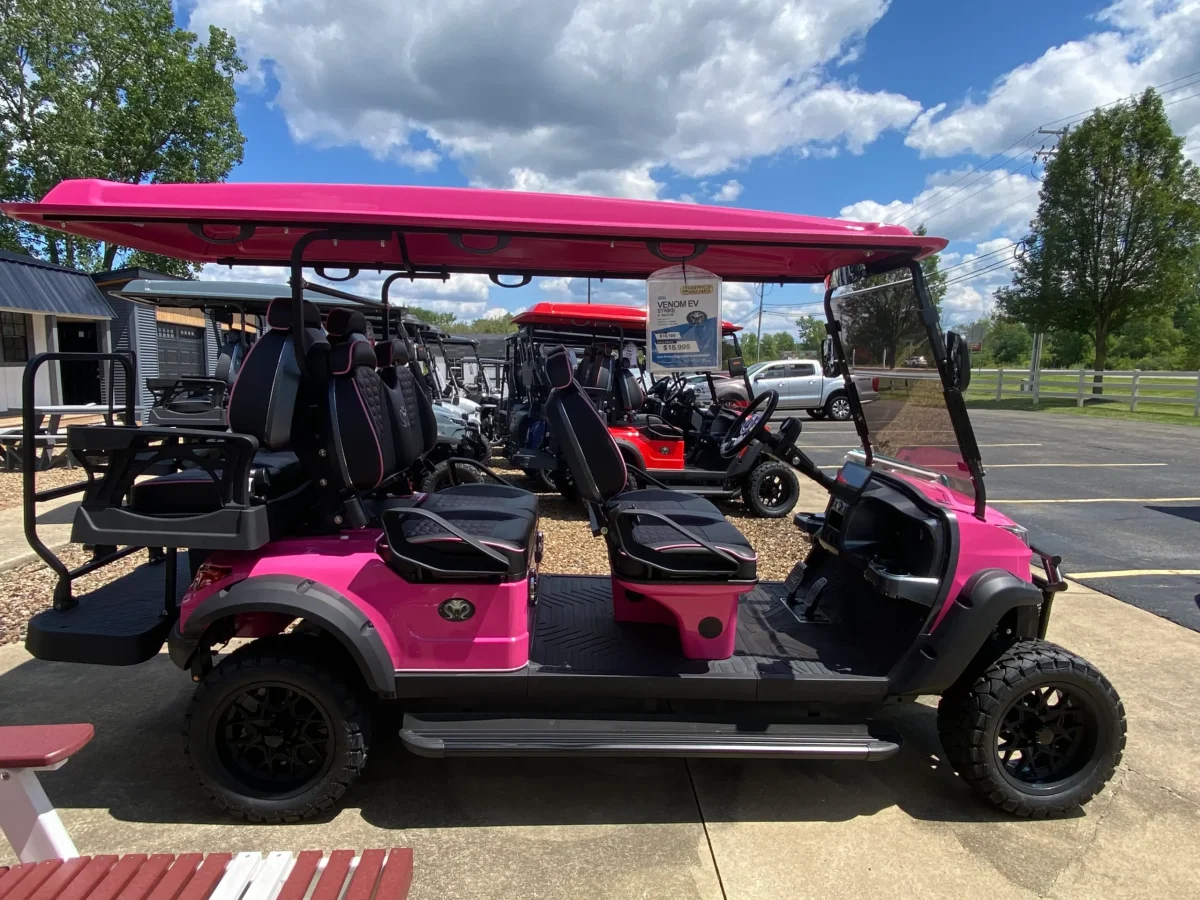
[792,408,1200,631]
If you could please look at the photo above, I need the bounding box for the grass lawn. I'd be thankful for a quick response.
[965,395,1200,427]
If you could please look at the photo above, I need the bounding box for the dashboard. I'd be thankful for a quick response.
[813,463,952,607]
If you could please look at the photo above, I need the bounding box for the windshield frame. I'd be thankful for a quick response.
[823,260,987,518]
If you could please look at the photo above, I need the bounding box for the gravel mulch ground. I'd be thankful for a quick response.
[0,466,811,646]
[0,545,149,646]
[0,465,90,511]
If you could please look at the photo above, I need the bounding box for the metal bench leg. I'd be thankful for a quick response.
[0,763,80,863]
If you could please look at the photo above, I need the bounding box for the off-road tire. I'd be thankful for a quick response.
[185,637,371,823]
[805,408,827,420]
[551,468,579,502]
[824,391,852,421]
[742,460,800,518]
[422,459,482,493]
[937,639,1125,819]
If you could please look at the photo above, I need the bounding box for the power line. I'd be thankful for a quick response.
[896,70,1200,227]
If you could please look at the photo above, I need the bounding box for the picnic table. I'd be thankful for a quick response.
[0,724,415,898]
[1,405,143,471]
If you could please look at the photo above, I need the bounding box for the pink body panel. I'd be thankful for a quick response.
[181,531,531,671]
[894,475,1034,630]
[611,578,746,660]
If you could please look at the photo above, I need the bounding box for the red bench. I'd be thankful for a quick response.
[0,726,413,899]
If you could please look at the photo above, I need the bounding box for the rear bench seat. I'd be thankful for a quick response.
[129,451,307,515]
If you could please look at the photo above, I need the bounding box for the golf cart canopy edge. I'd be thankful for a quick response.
[3,180,946,282]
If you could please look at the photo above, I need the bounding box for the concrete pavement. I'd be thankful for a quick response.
[0,495,77,571]
[2,580,1198,899]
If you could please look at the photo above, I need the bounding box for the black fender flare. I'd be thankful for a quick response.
[612,440,646,472]
[887,568,1044,696]
[172,575,396,697]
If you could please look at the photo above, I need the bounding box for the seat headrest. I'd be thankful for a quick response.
[619,358,632,370]
[266,297,322,330]
[325,307,372,341]
[545,345,574,390]
[331,336,379,375]
[375,339,409,368]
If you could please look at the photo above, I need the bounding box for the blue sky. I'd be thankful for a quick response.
[182,0,1200,333]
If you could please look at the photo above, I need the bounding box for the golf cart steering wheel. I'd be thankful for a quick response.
[719,389,778,458]
[663,374,689,405]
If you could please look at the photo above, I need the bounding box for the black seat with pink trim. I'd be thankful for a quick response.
[69,298,325,550]
[542,345,755,583]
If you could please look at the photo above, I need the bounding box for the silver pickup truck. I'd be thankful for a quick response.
[744,359,878,420]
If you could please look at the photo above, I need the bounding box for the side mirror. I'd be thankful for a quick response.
[945,331,972,391]
[822,335,837,373]
[727,356,746,377]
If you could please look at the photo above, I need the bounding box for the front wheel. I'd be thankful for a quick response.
[805,408,827,420]
[742,460,800,518]
[937,639,1125,818]
[824,392,852,421]
[185,638,372,823]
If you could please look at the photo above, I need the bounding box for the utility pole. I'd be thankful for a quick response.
[1033,126,1070,164]
[754,284,765,363]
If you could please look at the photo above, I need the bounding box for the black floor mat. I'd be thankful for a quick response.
[531,575,900,680]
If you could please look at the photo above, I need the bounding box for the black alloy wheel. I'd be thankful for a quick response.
[743,460,800,518]
[215,683,333,796]
[937,639,1125,818]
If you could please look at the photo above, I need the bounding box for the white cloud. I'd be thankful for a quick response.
[938,238,1021,325]
[482,307,510,319]
[189,0,920,197]
[906,0,1200,159]
[839,166,1040,244]
[198,264,492,317]
[712,179,743,202]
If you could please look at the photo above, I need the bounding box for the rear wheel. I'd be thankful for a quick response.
[825,392,852,421]
[937,639,1125,818]
[551,468,579,502]
[185,638,371,823]
[742,460,800,518]
[422,459,482,493]
[805,408,827,420]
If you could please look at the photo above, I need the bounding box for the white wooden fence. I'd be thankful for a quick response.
[968,368,1200,416]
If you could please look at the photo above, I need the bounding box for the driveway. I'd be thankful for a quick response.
[2,582,1197,899]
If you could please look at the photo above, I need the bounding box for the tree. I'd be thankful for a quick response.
[794,315,824,352]
[835,224,946,367]
[985,319,1032,366]
[996,90,1200,389]
[0,0,246,275]
[402,306,459,329]
[458,312,517,334]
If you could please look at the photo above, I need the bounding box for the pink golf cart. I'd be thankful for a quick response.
[4,181,1123,822]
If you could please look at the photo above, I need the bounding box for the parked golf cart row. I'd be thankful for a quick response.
[496,303,801,516]
[5,180,1123,825]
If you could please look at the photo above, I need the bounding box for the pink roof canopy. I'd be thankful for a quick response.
[2,180,947,282]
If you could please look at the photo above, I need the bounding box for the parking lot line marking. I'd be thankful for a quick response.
[987,463,1167,468]
[992,497,1200,504]
[1071,568,1200,578]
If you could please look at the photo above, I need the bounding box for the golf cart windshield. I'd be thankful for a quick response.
[826,264,983,513]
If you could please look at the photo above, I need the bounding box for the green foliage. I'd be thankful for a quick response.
[996,90,1200,373]
[0,0,246,271]
[836,224,946,367]
[1044,330,1092,368]
[984,319,1032,366]
[794,315,824,351]
[400,306,518,335]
